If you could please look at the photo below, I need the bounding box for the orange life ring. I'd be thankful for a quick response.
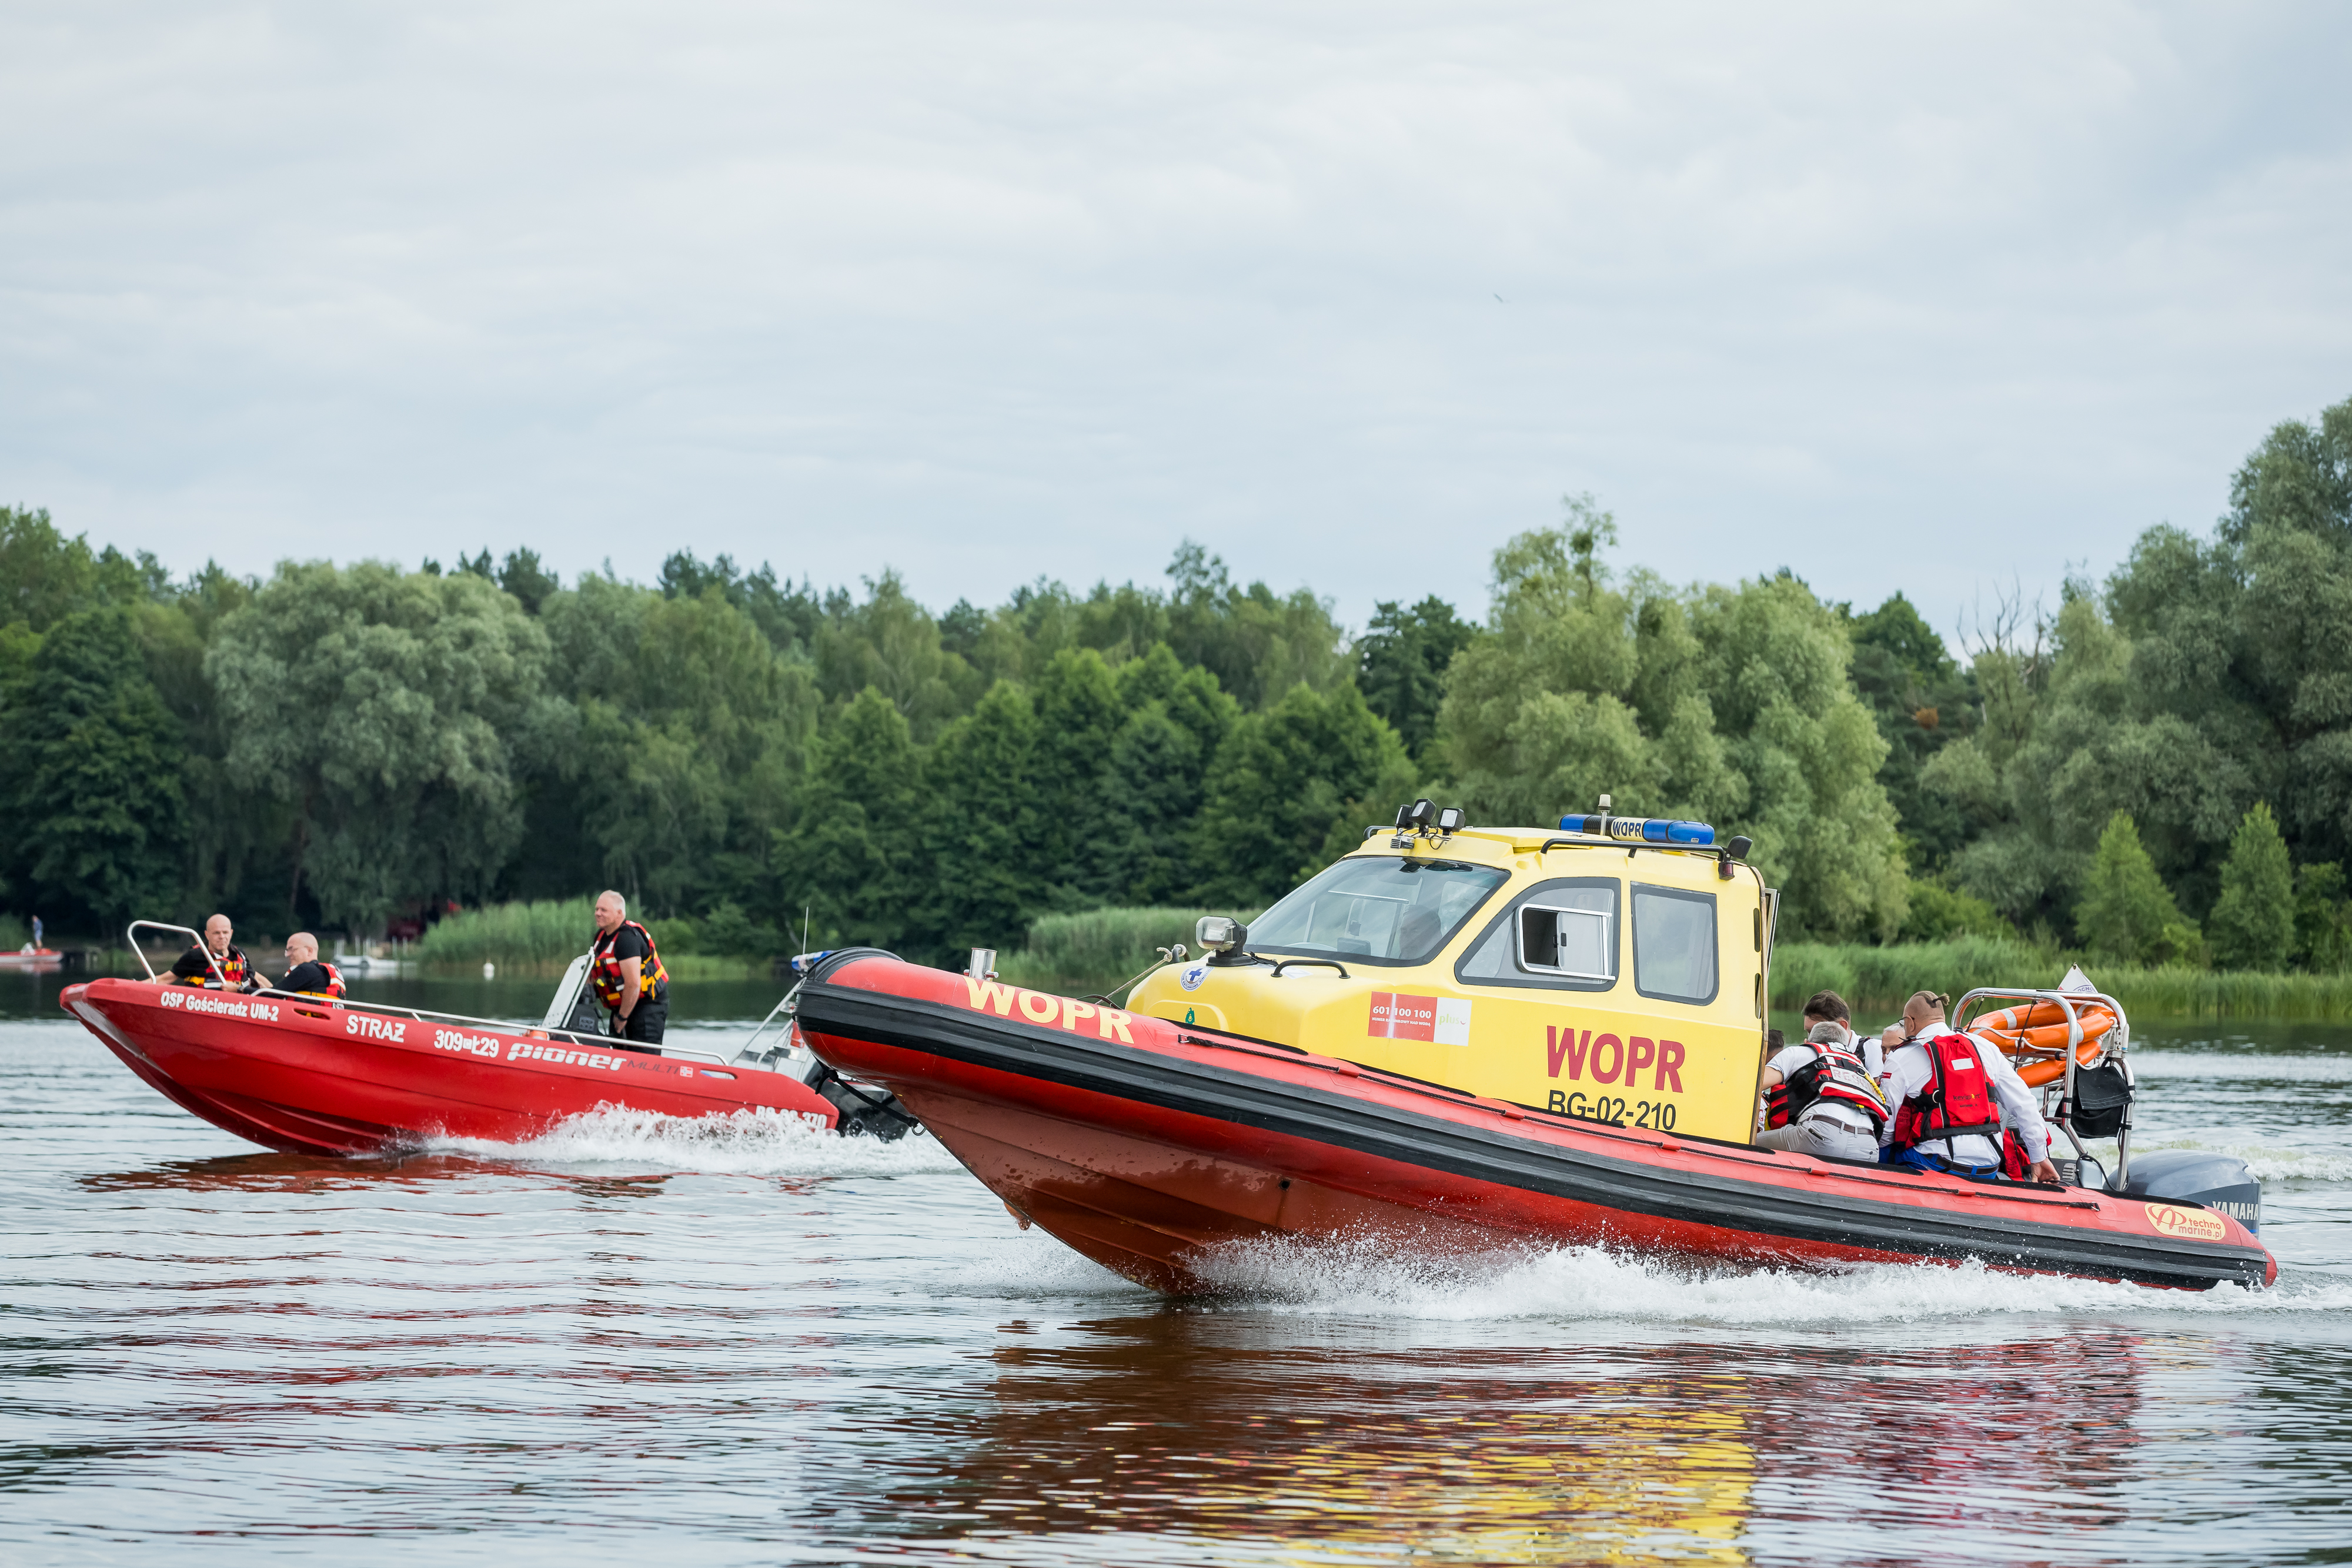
[1967,1000,2116,1089]
[1973,999,2114,1035]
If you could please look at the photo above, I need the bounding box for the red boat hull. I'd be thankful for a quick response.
[64,978,836,1156]
[796,954,2276,1292]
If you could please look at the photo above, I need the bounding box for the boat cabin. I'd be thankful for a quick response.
[1128,804,1771,1143]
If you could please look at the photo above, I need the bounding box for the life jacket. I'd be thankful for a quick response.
[181,945,250,989]
[1891,1032,2027,1179]
[295,962,346,999]
[1766,1039,1892,1132]
[589,921,669,1009]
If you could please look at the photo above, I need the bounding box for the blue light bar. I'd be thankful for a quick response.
[1556,814,1716,847]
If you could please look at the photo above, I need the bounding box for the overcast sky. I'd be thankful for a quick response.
[5,2,2348,638]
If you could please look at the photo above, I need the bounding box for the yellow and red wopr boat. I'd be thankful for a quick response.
[797,804,2274,1292]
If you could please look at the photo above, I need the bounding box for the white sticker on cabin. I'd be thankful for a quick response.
[1435,998,1473,1047]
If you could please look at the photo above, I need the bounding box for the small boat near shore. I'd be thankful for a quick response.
[1,947,64,972]
[64,922,911,1156]
[797,803,2275,1292]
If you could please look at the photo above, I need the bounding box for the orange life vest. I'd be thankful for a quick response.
[589,921,669,1009]
[295,961,346,999]
[180,945,250,989]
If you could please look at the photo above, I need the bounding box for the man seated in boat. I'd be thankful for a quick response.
[1756,996,1891,1160]
[265,932,346,1000]
[589,890,670,1047]
[159,914,263,991]
[1799,991,1875,1066]
[1878,990,2062,1185]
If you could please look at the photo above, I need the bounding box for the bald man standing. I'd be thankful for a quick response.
[270,932,347,999]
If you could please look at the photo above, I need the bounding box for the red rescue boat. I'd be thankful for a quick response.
[64,924,910,1156]
[795,950,2277,1293]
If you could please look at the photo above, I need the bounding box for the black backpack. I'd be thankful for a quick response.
[2070,1059,2133,1139]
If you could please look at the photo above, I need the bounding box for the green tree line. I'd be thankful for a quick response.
[5,390,2348,972]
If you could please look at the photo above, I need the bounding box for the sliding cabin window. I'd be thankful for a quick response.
[1248,856,1509,967]
[1453,879,1619,994]
[1631,884,1718,1005]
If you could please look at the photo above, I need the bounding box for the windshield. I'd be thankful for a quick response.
[1245,857,1509,967]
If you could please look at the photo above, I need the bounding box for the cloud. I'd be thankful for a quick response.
[4,1,2350,632]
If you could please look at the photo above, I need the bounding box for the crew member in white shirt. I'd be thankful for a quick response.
[1878,990,2062,1185]
[1756,1017,1889,1159]
[1794,989,1882,1077]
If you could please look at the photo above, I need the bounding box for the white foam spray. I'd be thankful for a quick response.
[2131,1052,2352,1083]
[1172,1231,2352,1323]
[943,1229,1149,1299]
[2119,1132,2352,1184]
[420,1104,964,1177]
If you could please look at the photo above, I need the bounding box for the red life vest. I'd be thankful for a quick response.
[1765,1040,1891,1132]
[1892,1032,2027,1178]
[589,921,669,1010]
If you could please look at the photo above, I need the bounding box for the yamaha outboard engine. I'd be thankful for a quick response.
[2119,1149,2262,1233]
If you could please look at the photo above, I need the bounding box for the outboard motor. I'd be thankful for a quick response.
[2118,1149,2262,1233]
[805,1068,917,1140]
[769,948,919,1140]
[767,1022,917,1141]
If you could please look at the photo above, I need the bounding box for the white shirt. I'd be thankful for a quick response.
[1765,1036,1884,1134]
[1878,1031,2052,1166]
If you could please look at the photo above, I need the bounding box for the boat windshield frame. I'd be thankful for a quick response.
[1243,855,1509,969]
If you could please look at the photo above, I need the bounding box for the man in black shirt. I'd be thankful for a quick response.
[589,890,670,1045]
[161,914,260,991]
[270,932,346,998]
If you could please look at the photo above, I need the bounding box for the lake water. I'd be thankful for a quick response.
[5,971,2350,1564]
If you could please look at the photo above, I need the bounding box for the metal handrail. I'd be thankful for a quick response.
[1952,985,2134,1189]
[734,988,801,1063]
[126,920,233,988]
[120,920,747,1072]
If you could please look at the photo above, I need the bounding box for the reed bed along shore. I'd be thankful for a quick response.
[998,907,1230,997]
[1776,938,2352,1021]
[411,901,760,977]
[413,901,593,968]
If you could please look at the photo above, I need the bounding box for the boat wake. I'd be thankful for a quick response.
[2123,1130,2352,1184]
[420,1104,965,1177]
[2132,1051,2352,1082]
[933,1222,2352,1320]
[1171,1230,2352,1323]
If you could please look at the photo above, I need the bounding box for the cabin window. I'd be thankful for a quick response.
[1454,879,1619,993]
[1632,884,1718,1005]
[1247,856,1508,967]
[1517,897,1615,981]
